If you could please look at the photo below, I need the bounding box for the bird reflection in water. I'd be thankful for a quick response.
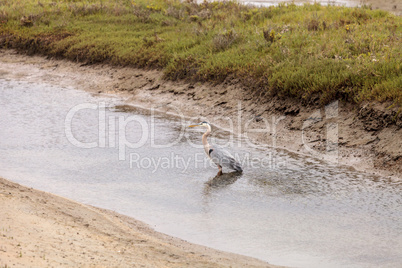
[204,171,243,195]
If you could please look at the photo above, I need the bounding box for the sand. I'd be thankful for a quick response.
[0,177,276,267]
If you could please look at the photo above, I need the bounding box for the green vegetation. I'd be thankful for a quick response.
[0,0,401,105]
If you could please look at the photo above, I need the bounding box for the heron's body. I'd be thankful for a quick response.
[190,122,243,175]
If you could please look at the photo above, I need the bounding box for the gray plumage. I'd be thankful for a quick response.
[189,121,243,175]
[209,146,243,172]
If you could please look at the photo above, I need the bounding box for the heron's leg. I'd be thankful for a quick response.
[217,165,223,176]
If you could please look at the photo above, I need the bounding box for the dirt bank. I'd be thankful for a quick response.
[0,177,277,267]
[0,50,400,179]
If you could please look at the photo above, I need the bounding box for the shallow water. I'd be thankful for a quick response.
[0,79,401,268]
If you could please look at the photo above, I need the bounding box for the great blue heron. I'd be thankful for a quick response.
[188,122,243,176]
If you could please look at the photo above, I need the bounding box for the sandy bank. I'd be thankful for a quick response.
[0,177,276,267]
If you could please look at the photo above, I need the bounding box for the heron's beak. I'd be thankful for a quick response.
[188,124,199,128]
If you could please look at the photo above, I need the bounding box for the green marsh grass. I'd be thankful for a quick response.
[0,0,401,105]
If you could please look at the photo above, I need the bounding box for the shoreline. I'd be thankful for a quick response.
[0,177,277,267]
[0,50,400,179]
[1,1,400,109]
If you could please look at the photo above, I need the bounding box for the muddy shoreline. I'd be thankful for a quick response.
[0,177,277,267]
[0,50,400,179]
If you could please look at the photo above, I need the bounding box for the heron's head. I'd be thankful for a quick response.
[188,121,210,128]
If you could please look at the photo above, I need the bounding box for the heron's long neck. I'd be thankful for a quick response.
[202,125,212,155]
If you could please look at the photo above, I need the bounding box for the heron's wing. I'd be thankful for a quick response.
[209,145,243,172]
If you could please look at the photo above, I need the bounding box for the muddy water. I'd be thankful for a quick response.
[0,79,401,268]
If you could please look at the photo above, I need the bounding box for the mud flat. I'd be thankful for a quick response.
[0,50,400,179]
